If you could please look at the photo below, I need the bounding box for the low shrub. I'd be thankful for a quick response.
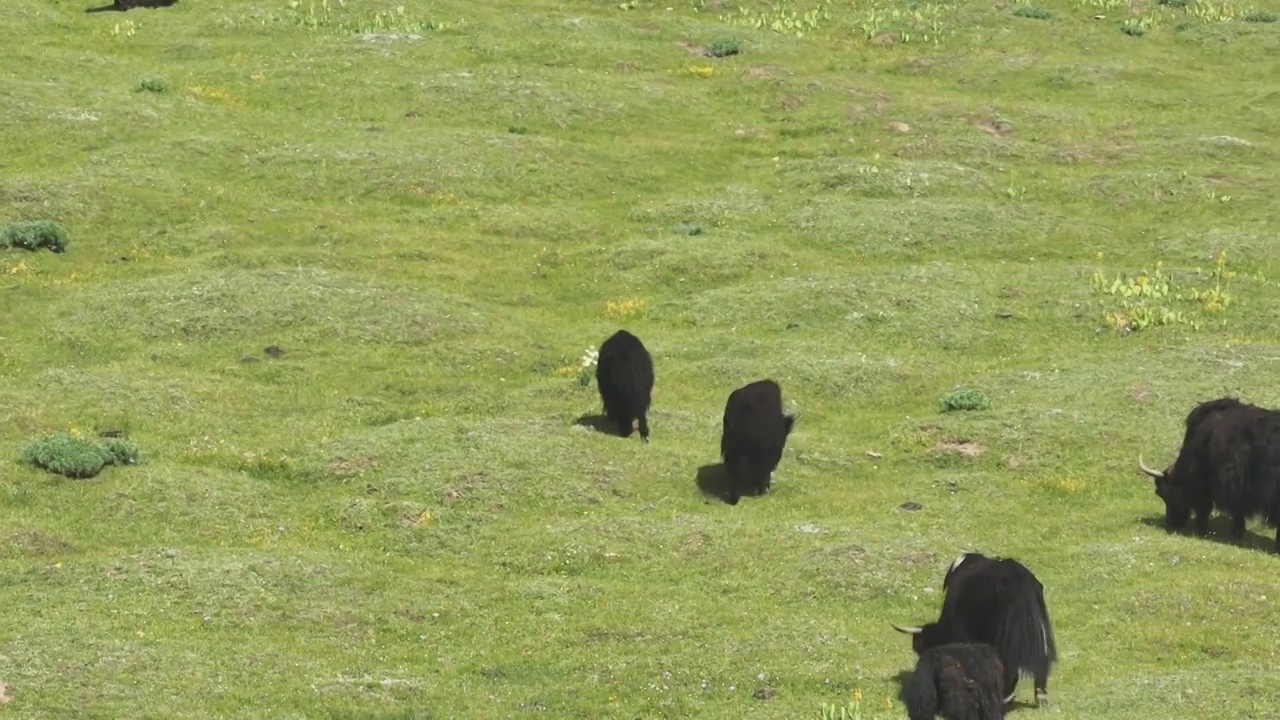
[21,432,142,479]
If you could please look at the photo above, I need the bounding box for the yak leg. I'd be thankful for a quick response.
[637,414,650,443]
[1001,664,1019,706]
[1230,514,1246,539]
[1034,670,1049,706]
[1193,508,1210,536]
[1274,526,1280,554]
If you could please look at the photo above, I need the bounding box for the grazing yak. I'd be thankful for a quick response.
[594,329,654,443]
[893,552,1058,708]
[903,642,1005,720]
[720,379,795,505]
[1139,396,1280,552]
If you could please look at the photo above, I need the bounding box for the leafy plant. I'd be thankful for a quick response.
[21,432,141,479]
[940,387,991,412]
[137,78,168,93]
[2,220,68,253]
[852,0,957,45]
[1121,18,1151,35]
[1090,252,1242,334]
[717,0,832,38]
[1013,6,1053,18]
[284,0,456,35]
[707,37,742,57]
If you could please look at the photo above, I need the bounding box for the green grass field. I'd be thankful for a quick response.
[2,0,1279,717]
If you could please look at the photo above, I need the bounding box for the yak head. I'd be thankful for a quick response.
[891,622,949,656]
[1138,454,1190,529]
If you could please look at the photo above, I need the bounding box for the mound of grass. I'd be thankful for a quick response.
[20,432,141,479]
[940,387,991,412]
[1012,6,1053,19]
[706,37,742,57]
[2,220,68,253]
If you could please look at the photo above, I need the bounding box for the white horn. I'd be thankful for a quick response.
[891,624,923,635]
[1137,454,1164,479]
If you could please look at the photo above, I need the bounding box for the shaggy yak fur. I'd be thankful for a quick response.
[1139,396,1280,552]
[903,642,1005,720]
[894,552,1058,708]
[719,379,795,505]
[594,329,654,443]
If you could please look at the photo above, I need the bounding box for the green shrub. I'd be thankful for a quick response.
[137,78,169,93]
[2,220,68,253]
[21,433,142,479]
[1012,6,1053,19]
[939,387,991,412]
[1120,19,1149,36]
[706,37,742,57]
[1244,11,1277,22]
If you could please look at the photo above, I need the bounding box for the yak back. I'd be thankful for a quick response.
[1174,398,1280,524]
[904,642,1004,720]
[721,380,791,458]
[596,330,654,410]
[939,554,1056,678]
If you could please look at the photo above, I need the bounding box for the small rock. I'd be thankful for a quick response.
[795,523,822,534]
[866,450,883,458]
[996,309,1016,319]
[264,345,284,358]
[887,120,911,133]
[899,501,923,512]
[1206,135,1251,147]
[753,688,775,700]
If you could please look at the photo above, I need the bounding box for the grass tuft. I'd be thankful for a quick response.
[2,220,68,253]
[939,387,991,413]
[1012,6,1054,18]
[20,432,141,479]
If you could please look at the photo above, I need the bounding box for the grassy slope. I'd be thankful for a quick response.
[1,0,1278,717]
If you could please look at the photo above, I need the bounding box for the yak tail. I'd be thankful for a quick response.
[902,661,939,720]
[996,582,1057,677]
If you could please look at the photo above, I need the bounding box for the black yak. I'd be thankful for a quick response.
[87,0,177,11]
[720,379,795,505]
[903,642,1005,720]
[1139,396,1280,551]
[595,329,654,443]
[893,552,1058,708]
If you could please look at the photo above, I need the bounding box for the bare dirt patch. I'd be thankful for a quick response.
[975,117,1014,136]
[745,64,785,77]
[934,441,986,457]
[328,454,379,478]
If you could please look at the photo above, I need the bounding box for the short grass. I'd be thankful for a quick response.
[2,0,1279,717]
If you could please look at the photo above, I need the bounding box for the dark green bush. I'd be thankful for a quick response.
[21,433,141,479]
[706,37,741,57]
[1245,11,1277,22]
[137,78,169,93]
[939,387,991,412]
[1013,6,1052,19]
[2,220,69,253]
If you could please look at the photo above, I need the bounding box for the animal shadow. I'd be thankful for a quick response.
[891,669,913,704]
[573,414,613,436]
[695,463,766,505]
[1137,514,1276,553]
[695,463,732,503]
